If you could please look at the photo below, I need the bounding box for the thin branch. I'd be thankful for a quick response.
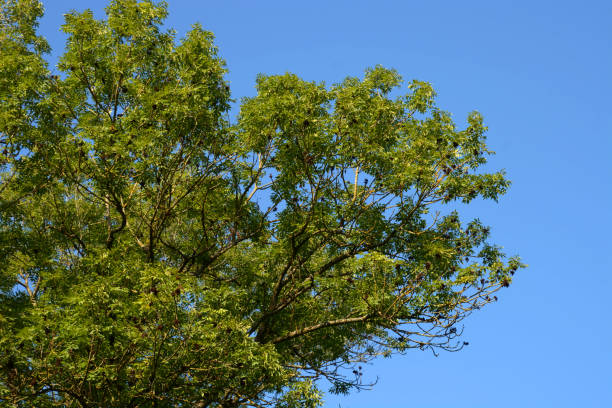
[272,315,370,344]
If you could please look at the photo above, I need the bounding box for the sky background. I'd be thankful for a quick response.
[37,1,612,407]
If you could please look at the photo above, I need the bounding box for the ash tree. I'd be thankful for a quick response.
[0,0,524,407]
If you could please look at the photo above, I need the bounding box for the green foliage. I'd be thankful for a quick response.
[0,1,524,407]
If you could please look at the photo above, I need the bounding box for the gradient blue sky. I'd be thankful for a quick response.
[37,1,612,406]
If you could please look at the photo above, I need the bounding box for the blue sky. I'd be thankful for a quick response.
[38,1,612,406]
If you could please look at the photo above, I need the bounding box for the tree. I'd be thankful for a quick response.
[0,0,524,406]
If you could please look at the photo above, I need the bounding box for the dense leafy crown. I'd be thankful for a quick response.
[0,1,523,407]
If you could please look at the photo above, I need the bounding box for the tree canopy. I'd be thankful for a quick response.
[0,1,524,406]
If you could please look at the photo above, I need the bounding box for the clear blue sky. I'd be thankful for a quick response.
[38,1,612,406]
